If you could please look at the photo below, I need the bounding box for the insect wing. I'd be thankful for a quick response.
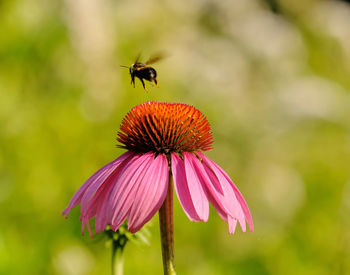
[134,53,142,64]
[145,53,165,65]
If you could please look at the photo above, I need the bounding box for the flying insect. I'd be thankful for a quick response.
[121,54,163,92]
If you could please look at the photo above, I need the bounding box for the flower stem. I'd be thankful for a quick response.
[111,241,125,275]
[159,175,176,275]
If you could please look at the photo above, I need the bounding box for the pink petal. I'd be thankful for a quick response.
[128,154,169,233]
[109,153,155,231]
[190,156,229,210]
[188,155,230,220]
[203,158,246,233]
[192,154,245,231]
[83,177,114,221]
[80,152,134,218]
[62,151,133,218]
[183,152,209,222]
[81,153,134,221]
[171,153,200,221]
[92,171,123,233]
[94,153,151,232]
[198,152,253,232]
[81,218,93,237]
[228,216,238,234]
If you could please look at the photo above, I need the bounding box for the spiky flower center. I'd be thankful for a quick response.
[117,102,213,154]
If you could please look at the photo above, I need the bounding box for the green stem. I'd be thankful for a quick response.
[112,242,125,275]
[159,176,176,275]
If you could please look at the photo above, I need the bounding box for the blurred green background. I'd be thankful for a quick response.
[1,0,350,274]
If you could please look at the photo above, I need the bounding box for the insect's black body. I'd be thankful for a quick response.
[122,54,163,92]
[130,62,158,91]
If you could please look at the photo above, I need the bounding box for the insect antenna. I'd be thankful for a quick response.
[120,65,129,68]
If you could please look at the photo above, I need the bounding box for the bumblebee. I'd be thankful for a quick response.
[121,54,163,92]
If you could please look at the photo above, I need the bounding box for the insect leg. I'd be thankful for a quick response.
[131,75,135,88]
[154,78,159,87]
[140,78,148,93]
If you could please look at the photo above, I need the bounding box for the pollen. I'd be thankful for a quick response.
[117,102,213,154]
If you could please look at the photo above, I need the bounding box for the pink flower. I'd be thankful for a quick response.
[63,102,253,236]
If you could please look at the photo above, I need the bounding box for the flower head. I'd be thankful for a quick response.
[117,102,213,154]
[63,102,253,236]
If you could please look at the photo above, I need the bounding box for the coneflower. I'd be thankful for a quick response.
[63,101,253,274]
